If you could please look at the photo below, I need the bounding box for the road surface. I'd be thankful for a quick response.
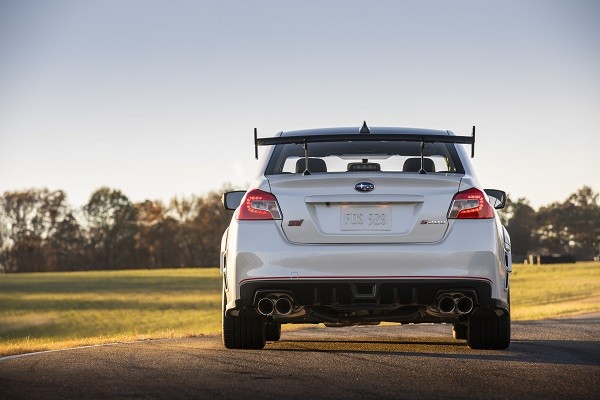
[1,315,599,399]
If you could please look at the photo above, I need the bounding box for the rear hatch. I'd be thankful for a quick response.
[268,173,462,244]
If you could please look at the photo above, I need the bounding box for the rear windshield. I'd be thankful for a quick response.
[265,141,465,175]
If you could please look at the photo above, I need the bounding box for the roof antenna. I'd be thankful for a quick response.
[359,121,370,134]
[302,140,311,176]
[419,140,426,174]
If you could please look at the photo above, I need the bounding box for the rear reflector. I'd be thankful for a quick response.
[236,189,282,220]
[448,187,494,219]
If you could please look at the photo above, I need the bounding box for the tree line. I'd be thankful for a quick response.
[0,185,598,272]
[0,186,234,272]
[498,185,599,262]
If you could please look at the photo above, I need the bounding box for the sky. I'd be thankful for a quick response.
[1,0,599,209]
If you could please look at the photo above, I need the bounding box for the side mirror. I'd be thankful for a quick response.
[222,191,246,210]
[484,189,506,209]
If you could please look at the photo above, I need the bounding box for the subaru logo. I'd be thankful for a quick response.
[354,181,375,192]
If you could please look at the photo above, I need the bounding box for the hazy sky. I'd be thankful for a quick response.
[1,0,598,209]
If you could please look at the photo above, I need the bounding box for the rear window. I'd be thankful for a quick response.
[265,141,464,175]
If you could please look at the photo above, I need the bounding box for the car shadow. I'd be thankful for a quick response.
[266,337,600,367]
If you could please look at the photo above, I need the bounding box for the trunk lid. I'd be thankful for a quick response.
[268,173,462,244]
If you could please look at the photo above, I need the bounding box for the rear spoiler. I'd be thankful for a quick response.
[254,123,476,174]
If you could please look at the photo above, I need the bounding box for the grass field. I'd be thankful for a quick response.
[510,261,600,320]
[1,262,599,357]
[0,268,222,357]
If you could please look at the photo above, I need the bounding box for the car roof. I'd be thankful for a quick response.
[278,127,453,137]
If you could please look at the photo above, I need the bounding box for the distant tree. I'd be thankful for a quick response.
[84,187,138,269]
[135,199,161,268]
[167,196,203,266]
[45,212,88,271]
[1,190,41,272]
[0,186,239,271]
[537,186,600,260]
[152,217,183,267]
[135,199,182,268]
[0,203,9,271]
[499,196,538,258]
[194,190,234,266]
[561,186,599,260]
[0,189,79,272]
[165,186,234,267]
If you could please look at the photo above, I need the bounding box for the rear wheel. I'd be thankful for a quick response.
[265,322,282,341]
[222,290,266,349]
[467,308,510,349]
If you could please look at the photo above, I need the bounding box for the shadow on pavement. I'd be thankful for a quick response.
[267,337,600,367]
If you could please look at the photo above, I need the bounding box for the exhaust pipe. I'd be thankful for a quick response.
[436,294,475,315]
[257,297,275,316]
[456,296,474,315]
[437,295,455,314]
[274,297,293,316]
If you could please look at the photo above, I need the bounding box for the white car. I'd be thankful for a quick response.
[221,123,511,350]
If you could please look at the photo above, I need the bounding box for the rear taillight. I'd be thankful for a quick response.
[236,189,282,220]
[448,187,494,219]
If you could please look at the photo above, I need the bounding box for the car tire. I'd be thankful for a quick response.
[265,322,282,342]
[467,308,510,350]
[452,323,468,340]
[222,290,266,349]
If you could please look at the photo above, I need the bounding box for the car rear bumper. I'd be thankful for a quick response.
[223,218,509,312]
[229,277,508,324]
[239,277,493,308]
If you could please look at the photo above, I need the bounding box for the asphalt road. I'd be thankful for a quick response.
[1,315,599,400]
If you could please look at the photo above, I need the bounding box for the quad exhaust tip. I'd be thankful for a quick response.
[437,296,456,314]
[274,297,293,316]
[257,297,275,316]
[437,294,474,315]
[456,296,474,314]
[256,296,294,316]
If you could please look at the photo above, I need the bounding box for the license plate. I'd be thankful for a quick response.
[340,206,392,231]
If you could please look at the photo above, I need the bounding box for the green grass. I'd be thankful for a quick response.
[0,268,222,357]
[1,262,599,357]
[510,261,600,320]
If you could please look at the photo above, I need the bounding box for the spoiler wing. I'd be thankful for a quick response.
[254,126,476,160]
